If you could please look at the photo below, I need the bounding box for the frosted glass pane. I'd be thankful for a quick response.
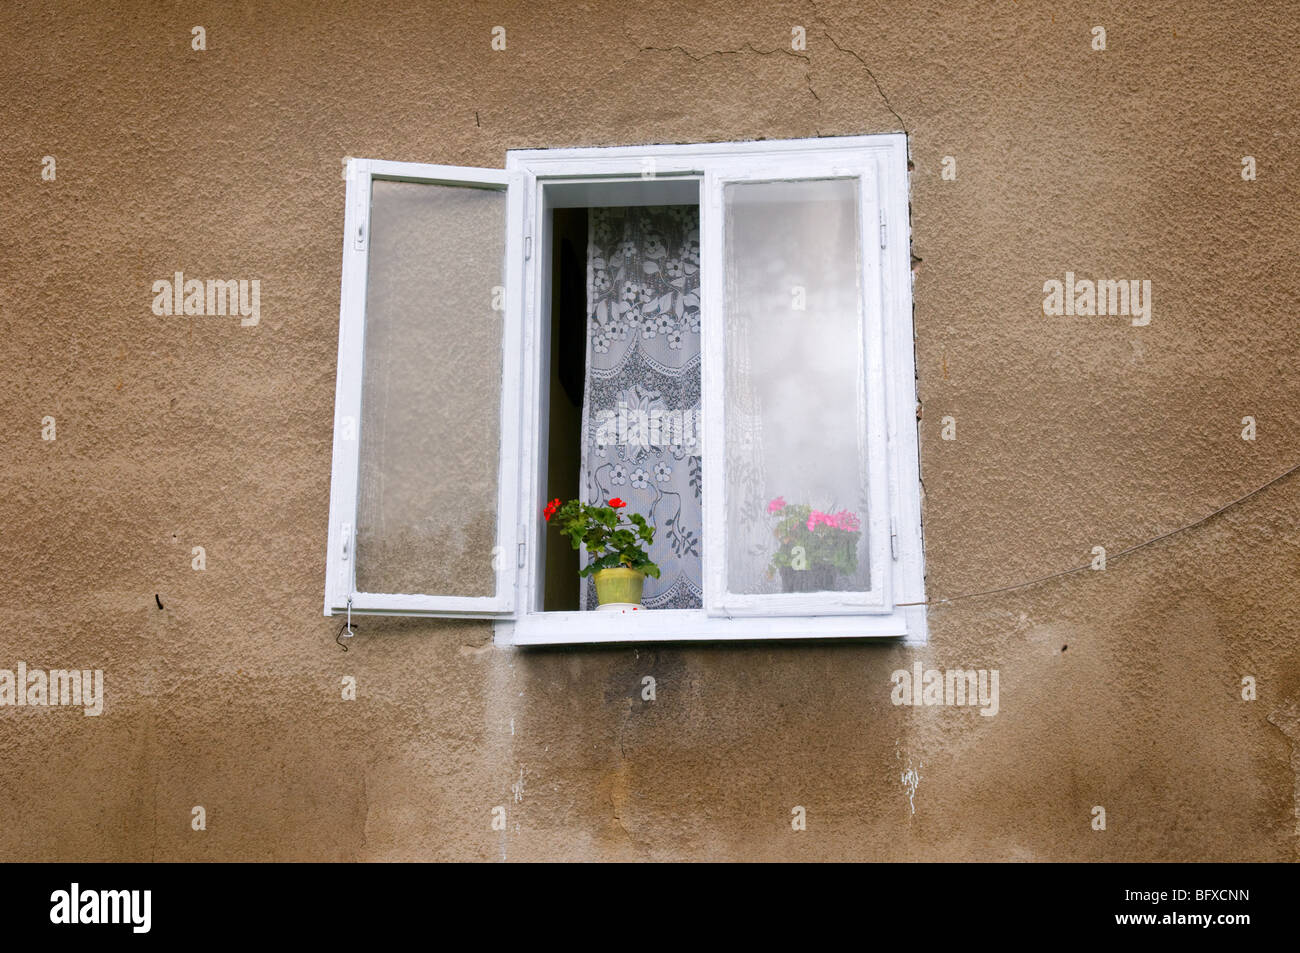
[723,178,870,595]
[355,180,505,596]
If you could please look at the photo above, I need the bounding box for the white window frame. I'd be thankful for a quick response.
[324,135,926,645]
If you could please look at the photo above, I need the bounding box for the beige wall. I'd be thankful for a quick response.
[2,0,1298,861]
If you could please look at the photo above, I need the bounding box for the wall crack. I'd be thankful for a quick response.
[624,29,820,106]
[1266,695,1300,861]
[624,7,909,132]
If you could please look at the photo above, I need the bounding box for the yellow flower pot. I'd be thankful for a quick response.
[593,567,646,607]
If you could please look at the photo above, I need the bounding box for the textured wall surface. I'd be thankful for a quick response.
[1,0,1297,861]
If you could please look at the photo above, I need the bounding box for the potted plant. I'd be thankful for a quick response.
[545,496,661,609]
[765,497,861,593]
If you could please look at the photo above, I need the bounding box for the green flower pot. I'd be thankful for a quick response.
[593,567,646,607]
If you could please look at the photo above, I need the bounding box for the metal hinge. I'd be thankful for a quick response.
[352,159,369,250]
[524,234,532,260]
[879,209,887,250]
[890,518,899,560]
[340,523,352,561]
[517,542,526,568]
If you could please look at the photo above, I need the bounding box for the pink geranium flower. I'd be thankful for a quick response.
[804,509,861,532]
[768,496,787,514]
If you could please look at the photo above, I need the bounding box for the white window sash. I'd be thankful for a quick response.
[700,157,893,617]
[323,158,524,618]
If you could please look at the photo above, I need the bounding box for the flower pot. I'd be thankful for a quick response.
[779,565,836,593]
[593,567,646,607]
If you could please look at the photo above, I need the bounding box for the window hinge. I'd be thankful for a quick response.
[890,518,899,560]
[879,210,887,250]
[517,542,526,568]
[340,523,352,561]
[524,235,532,260]
[352,159,369,250]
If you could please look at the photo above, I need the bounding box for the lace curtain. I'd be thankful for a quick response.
[580,205,703,609]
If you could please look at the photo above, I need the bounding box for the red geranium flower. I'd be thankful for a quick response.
[543,498,561,521]
[608,497,626,508]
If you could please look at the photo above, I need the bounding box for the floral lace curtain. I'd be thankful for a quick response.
[580,205,702,609]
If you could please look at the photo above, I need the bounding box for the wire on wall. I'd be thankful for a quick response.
[896,459,1300,608]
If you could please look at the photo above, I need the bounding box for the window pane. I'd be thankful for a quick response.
[355,180,505,596]
[722,178,870,595]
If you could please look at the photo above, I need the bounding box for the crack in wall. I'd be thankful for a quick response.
[818,29,907,132]
[624,6,910,133]
[809,0,909,133]
[626,31,820,105]
[630,38,809,63]
[610,699,637,849]
[1266,695,1300,861]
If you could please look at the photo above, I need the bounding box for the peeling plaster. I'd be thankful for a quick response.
[898,746,922,816]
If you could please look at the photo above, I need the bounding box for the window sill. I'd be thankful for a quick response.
[494,606,927,646]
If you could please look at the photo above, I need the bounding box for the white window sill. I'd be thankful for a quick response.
[494,606,927,646]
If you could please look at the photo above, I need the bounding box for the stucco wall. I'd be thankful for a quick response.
[2,0,1297,861]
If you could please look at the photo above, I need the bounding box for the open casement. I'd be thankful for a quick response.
[324,158,523,618]
[700,157,894,617]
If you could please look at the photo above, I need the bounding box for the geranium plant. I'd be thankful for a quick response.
[544,497,661,579]
[766,496,861,583]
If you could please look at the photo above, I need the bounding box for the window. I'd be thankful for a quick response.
[324,135,926,645]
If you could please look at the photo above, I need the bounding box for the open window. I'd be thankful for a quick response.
[325,136,926,644]
[323,160,523,617]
